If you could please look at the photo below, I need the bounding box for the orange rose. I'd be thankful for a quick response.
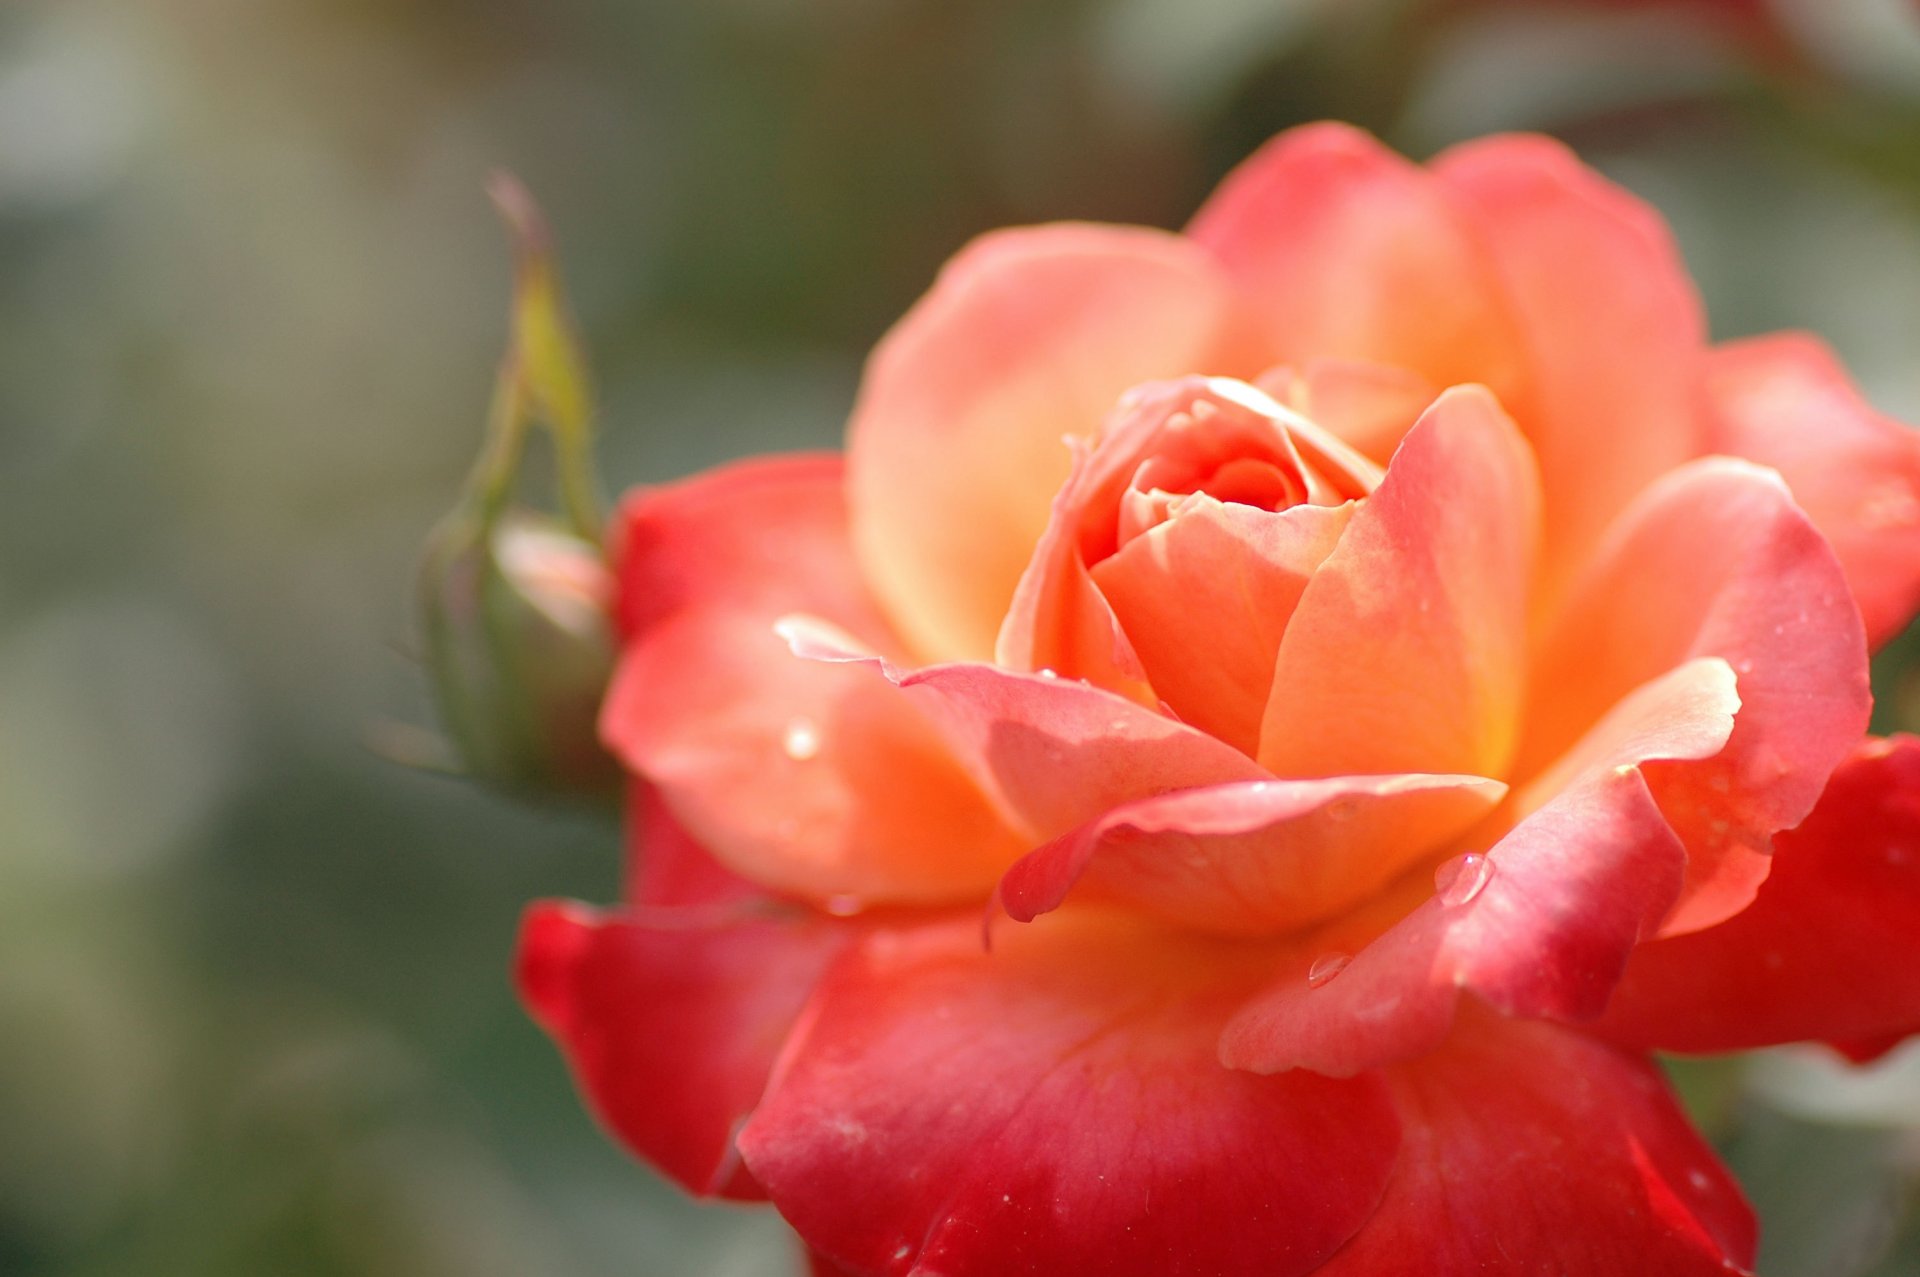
[520,124,1920,1274]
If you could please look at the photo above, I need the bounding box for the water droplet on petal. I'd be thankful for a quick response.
[1434,852,1493,907]
[1037,667,1061,680]
[782,717,822,761]
[1307,952,1351,988]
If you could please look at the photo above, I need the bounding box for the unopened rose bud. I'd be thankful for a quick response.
[408,173,618,800]
[419,508,618,798]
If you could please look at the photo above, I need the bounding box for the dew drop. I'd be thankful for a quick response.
[1434,852,1493,907]
[782,717,821,761]
[1037,667,1061,680]
[1307,952,1351,988]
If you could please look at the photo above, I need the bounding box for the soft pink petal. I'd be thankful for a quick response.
[603,458,1024,905]
[737,912,1400,1277]
[1187,122,1525,399]
[997,773,1506,937]
[516,897,852,1201]
[1435,134,1708,613]
[847,225,1252,664]
[1521,457,1871,934]
[1598,735,1920,1056]
[1223,659,1738,1077]
[1259,385,1540,779]
[1314,1009,1755,1276]
[1706,332,1920,648]
[607,606,1024,904]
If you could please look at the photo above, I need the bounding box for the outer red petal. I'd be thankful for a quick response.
[1521,456,1871,934]
[847,225,1252,664]
[1224,659,1738,1077]
[997,773,1506,936]
[1187,122,1526,407]
[515,898,852,1201]
[603,457,1024,905]
[737,912,1400,1277]
[1597,735,1920,1055]
[608,453,882,642]
[1434,134,1708,614]
[1259,385,1540,780]
[1315,1010,1755,1276]
[1706,332,1920,648]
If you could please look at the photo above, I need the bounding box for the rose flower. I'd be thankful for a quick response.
[516,124,1920,1274]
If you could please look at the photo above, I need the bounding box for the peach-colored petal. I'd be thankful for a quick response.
[1521,457,1870,934]
[1259,386,1540,780]
[1094,497,1351,752]
[1435,134,1708,615]
[997,772,1506,937]
[1222,659,1737,1078]
[779,620,1270,845]
[847,224,1252,664]
[1706,332,1920,648]
[1187,122,1525,400]
[603,458,1023,905]
[1260,360,1440,463]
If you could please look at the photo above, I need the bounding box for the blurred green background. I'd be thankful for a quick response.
[3,1,1920,1274]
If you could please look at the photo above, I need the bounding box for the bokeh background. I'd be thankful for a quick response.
[4,0,1920,1273]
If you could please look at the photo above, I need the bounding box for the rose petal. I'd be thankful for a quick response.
[1187,122,1526,400]
[1435,134,1708,613]
[1093,497,1352,752]
[1259,359,1439,462]
[1223,659,1737,1077]
[516,897,852,1201]
[1259,385,1540,780]
[1598,735,1920,1056]
[603,459,1025,905]
[626,781,761,908]
[1706,332,1920,648]
[609,454,885,643]
[608,607,1024,903]
[997,772,1507,937]
[847,224,1252,664]
[1313,1009,1755,1276]
[738,912,1400,1277]
[1521,456,1871,934]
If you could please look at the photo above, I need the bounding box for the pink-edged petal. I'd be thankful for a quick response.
[606,606,1024,904]
[1092,497,1352,753]
[1598,734,1920,1056]
[784,620,1272,844]
[1706,332,1920,648]
[1434,134,1708,613]
[1188,122,1525,399]
[1314,1009,1755,1276]
[998,773,1506,936]
[609,454,886,643]
[847,225,1253,664]
[1522,456,1871,934]
[737,911,1400,1277]
[1224,659,1738,1077]
[603,458,1024,905]
[1259,385,1540,780]
[515,897,853,1201]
